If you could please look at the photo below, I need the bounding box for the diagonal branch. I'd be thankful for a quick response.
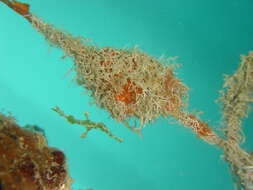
[0,0,31,22]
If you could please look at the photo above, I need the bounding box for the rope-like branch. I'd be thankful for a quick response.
[0,0,31,22]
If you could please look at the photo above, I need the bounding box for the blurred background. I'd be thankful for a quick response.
[1,0,253,189]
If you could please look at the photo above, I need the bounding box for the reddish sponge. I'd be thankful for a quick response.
[0,113,72,190]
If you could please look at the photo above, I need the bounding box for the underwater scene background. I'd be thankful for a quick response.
[1,0,253,189]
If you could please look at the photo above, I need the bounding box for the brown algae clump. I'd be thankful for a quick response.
[31,16,188,132]
[31,16,219,144]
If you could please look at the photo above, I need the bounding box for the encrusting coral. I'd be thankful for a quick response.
[0,113,72,190]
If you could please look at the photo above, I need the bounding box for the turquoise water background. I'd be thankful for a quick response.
[1,0,253,189]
